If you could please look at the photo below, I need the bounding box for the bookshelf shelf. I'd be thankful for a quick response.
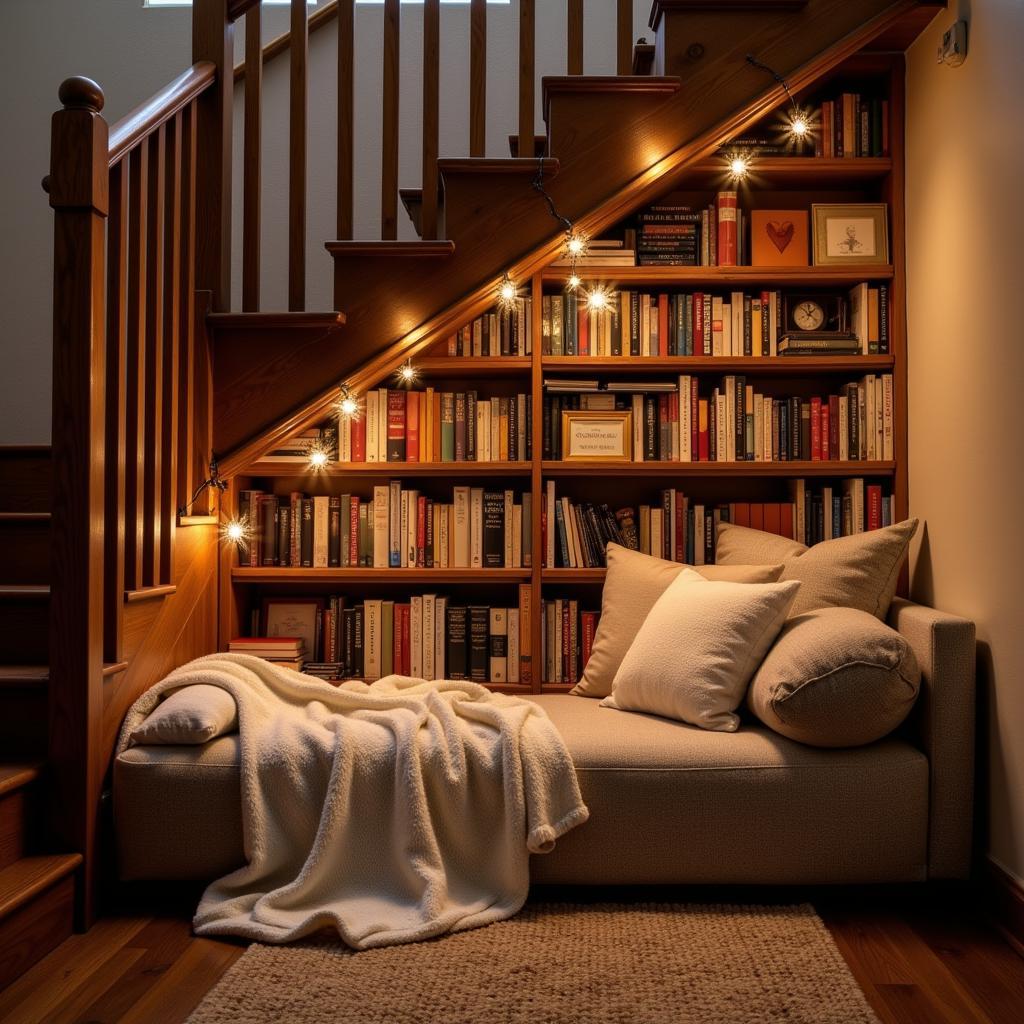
[232,568,532,584]
[541,460,896,478]
[543,569,606,582]
[416,357,531,376]
[678,157,893,187]
[542,356,894,374]
[540,265,894,286]
[250,461,533,478]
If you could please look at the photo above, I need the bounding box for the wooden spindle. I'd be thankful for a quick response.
[160,115,182,585]
[617,0,632,75]
[104,158,128,663]
[142,128,166,589]
[177,103,198,510]
[470,0,487,157]
[381,0,400,239]
[242,2,261,311]
[124,143,148,592]
[421,0,439,240]
[518,0,535,162]
[288,0,307,310]
[567,0,583,75]
[337,0,354,239]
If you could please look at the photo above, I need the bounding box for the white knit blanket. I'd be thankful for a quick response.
[117,654,588,949]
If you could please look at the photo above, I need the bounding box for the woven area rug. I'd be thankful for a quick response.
[187,902,879,1024]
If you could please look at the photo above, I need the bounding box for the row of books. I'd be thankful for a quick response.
[541,283,889,358]
[443,298,534,358]
[542,600,599,687]
[543,373,895,463]
[238,485,533,570]
[271,590,533,684]
[542,479,891,569]
[630,196,744,267]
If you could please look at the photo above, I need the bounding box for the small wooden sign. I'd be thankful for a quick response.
[561,410,633,462]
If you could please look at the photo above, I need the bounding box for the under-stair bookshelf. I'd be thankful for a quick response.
[219,52,907,698]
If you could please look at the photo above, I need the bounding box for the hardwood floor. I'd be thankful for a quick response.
[0,885,1020,1023]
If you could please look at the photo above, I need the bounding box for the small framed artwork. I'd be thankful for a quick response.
[561,410,633,462]
[750,209,809,267]
[812,203,889,265]
[262,597,324,658]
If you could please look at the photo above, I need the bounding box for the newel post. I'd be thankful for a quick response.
[192,0,234,310]
[47,75,109,925]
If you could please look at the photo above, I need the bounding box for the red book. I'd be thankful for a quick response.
[764,503,782,537]
[578,306,589,356]
[351,408,366,462]
[386,391,406,462]
[581,612,598,669]
[690,378,699,459]
[658,295,670,357]
[732,502,750,528]
[828,395,840,459]
[820,402,830,461]
[780,502,796,539]
[416,495,427,568]
[750,504,765,531]
[406,391,420,463]
[349,498,360,566]
[693,293,704,355]
[810,397,822,461]
[866,485,883,531]
[715,191,738,267]
[658,395,669,456]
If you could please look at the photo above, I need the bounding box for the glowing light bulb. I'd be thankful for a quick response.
[790,112,809,139]
[221,518,250,547]
[565,231,588,259]
[395,360,419,387]
[586,286,610,311]
[727,153,750,181]
[566,273,581,292]
[497,274,517,310]
[339,395,359,418]
[308,445,329,470]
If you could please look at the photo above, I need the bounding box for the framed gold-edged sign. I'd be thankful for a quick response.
[561,410,633,462]
[811,203,889,265]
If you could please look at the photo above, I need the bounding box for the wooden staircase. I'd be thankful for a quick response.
[0,448,81,986]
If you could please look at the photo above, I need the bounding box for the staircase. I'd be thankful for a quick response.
[0,447,81,986]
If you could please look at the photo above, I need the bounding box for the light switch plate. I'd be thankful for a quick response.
[937,20,968,67]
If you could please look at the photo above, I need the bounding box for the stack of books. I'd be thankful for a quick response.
[550,239,636,268]
[816,91,889,158]
[228,637,305,671]
[541,600,600,687]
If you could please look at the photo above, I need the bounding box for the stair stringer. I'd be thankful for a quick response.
[215,0,928,477]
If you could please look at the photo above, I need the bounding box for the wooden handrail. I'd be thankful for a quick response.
[233,0,340,83]
[107,63,215,167]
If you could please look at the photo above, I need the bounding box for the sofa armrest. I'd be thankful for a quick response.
[887,598,975,879]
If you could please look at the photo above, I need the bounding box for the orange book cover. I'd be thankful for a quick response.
[764,503,782,537]
[432,392,442,463]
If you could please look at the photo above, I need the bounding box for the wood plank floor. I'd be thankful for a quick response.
[0,885,1021,1023]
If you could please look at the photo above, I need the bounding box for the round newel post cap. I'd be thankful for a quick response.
[58,76,105,113]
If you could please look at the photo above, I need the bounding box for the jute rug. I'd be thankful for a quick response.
[187,902,879,1024]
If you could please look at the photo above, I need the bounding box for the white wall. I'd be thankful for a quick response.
[0,0,651,442]
[905,0,1024,884]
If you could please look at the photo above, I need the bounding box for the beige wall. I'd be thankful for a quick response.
[905,0,1024,885]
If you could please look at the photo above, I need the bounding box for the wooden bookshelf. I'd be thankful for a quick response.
[222,52,909,696]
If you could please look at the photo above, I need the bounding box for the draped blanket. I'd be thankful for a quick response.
[117,654,588,949]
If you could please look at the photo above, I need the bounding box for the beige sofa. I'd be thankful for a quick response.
[114,599,975,885]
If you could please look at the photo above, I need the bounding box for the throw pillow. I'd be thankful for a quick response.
[570,544,785,699]
[600,574,801,731]
[129,684,239,746]
[747,606,921,747]
[715,518,918,619]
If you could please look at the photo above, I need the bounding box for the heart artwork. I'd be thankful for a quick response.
[766,220,795,253]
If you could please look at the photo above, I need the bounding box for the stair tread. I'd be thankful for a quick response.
[542,75,682,123]
[0,854,81,920]
[437,158,558,176]
[325,240,455,257]
[0,585,49,599]
[650,0,807,32]
[207,311,346,330]
[0,513,50,523]
[0,764,43,798]
[0,665,48,687]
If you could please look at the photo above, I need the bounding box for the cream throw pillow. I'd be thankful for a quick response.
[601,574,801,731]
[571,544,784,699]
[747,606,921,747]
[715,518,918,619]
[129,684,239,746]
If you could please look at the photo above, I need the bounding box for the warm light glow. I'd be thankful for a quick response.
[395,360,419,387]
[585,286,610,311]
[789,110,810,139]
[564,230,589,259]
[337,386,360,419]
[566,273,581,292]
[497,273,517,310]
[307,442,330,471]
[221,517,251,548]
[726,152,751,181]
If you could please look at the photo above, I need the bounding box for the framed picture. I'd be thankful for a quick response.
[561,410,633,462]
[262,597,324,658]
[812,204,889,265]
[750,209,809,267]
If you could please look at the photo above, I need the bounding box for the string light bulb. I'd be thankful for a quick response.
[726,152,751,181]
[221,517,251,548]
[566,273,581,292]
[337,385,359,419]
[395,360,419,387]
[307,440,330,471]
[789,110,810,139]
[564,230,589,260]
[585,286,610,312]
[497,273,518,311]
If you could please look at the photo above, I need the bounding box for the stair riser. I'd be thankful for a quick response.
[0,689,47,759]
[0,522,50,585]
[0,453,51,515]
[0,873,74,992]
[0,604,48,665]
[0,790,29,872]
[442,175,554,253]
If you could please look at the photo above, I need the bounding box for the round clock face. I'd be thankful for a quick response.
[794,300,825,331]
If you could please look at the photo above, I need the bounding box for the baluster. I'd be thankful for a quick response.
[243,2,261,311]
[381,0,400,238]
[337,0,354,239]
[177,103,199,511]
[124,143,148,592]
[421,0,439,239]
[161,114,182,585]
[142,128,166,589]
[567,0,584,75]
[104,158,128,662]
[289,0,307,310]
[617,0,632,75]
[518,0,535,161]
[470,0,487,157]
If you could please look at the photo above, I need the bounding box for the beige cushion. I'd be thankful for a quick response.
[715,519,918,619]
[601,574,800,731]
[748,607,921,748]
[571,544,784,699]
[129,684,238,746]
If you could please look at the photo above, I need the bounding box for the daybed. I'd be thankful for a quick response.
[113,599,975,886]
